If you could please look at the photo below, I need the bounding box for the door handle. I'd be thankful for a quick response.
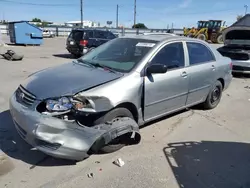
[181,71,188,77]
[211,65,216,71]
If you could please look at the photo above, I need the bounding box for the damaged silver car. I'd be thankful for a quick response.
[9,34,232,160]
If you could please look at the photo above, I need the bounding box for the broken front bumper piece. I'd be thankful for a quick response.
[9,94,141,161]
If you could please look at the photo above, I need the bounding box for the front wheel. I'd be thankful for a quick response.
[94,108,134,153]
[203,81,223,109]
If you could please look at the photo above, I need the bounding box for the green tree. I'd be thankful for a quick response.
[132,23,147,29]
[32,18,41,22]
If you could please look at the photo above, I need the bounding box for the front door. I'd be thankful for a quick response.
[144,42,189,122]
[185,42,217,106]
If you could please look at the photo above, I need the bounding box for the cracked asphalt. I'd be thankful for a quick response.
[1,37,250,188]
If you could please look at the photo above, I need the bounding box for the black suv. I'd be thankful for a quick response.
[66,29,117,57]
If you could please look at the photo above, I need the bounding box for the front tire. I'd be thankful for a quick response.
[203,81,223,109]
[94,108,134,153]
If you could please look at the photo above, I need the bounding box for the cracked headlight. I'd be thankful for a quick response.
[46,97,73,112]
[45,96,95,113]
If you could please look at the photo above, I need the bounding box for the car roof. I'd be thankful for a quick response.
[119,34,192,42]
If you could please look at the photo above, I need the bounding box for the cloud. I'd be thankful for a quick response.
[179,0,192,8]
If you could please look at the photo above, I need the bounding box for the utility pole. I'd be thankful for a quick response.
[244,5,248,15]
[80,0,83,28]
[134,0,137,26]
[116,4,119,28]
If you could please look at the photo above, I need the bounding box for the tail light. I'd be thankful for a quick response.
[80,40,88,47]
[229,62,233,70]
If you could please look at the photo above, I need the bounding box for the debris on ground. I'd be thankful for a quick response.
[245,86,250,89]
[87,173,94,178]
[95,161,100,164]
[113,158,125,167]
[0,50,24,61]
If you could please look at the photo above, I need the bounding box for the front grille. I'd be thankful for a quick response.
[15,85,36,106]
[220,51,249,60]
[233,65,250,71]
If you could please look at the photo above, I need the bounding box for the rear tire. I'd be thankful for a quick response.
[94,108,134,153]
[197,33,206,41]
[217,34,223,44]
[203,81,223,109]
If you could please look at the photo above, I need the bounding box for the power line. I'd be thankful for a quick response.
[0,0,77,6]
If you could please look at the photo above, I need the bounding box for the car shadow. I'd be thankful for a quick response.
[53,54,76,59]
[0,110,77,168]
[163,141,250,188]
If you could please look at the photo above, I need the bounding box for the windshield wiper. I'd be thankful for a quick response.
[91,63,118,73]
[75,59,96,68]
[76,59,119,74]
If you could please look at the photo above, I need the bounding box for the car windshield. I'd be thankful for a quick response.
[79,38,158,73]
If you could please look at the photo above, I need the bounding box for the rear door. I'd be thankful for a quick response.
[185,42,217,106]
[93,30,110,46]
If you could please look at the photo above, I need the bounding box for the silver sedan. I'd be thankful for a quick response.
[9,34,232,160]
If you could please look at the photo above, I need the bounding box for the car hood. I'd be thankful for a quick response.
[21,62,123,100]
[223,26,250,46]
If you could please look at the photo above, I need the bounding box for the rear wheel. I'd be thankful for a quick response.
[197,34,206,41]
[94,108,134,153]
[217,34,223,44]
[203,81,223,109]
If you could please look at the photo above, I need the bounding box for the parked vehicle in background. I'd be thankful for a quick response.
[217,14,250,75]
[42,29,55,38]
[9,34,232,161]
[66,28,117,57]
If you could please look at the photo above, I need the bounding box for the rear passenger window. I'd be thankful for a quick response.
[94,31,106,39]
[187,42,215,65]
[85,31,93,38]
[71,31,83,41]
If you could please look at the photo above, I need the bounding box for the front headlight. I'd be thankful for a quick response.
[45,96,94,112]
[46,97,73,112]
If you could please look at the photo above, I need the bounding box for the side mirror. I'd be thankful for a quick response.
[146,64,168,74]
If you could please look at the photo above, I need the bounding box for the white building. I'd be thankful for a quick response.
[65,20,97,27]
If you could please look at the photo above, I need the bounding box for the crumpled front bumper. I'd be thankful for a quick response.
[9,94,140,161]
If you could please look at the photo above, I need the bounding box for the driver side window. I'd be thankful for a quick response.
[151,42,185,70]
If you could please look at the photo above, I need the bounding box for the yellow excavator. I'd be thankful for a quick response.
[184,20,227,44]
[183,20,209,38]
